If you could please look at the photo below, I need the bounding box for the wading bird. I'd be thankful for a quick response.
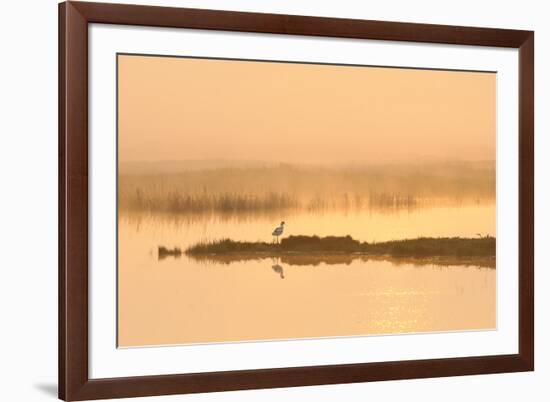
[272,221,285,244]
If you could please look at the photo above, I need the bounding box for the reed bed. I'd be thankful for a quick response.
[126,190,299,214]
[119,162,495,215]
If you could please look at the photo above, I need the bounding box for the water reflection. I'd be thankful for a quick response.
[271,263,285,279]
[184,252,495,269]
[118,203,496,347]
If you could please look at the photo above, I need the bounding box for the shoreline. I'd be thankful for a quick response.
[175,235,496,268]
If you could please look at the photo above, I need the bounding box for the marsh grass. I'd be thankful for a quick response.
[129,191,299,214]
[119,162,495,215]
[184,239,275,255]
[182,236,496,268]
[185,235,496,258]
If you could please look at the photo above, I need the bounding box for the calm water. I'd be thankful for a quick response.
[118,205,496,347]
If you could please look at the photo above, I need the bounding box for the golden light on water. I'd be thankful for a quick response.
[117,207,496,347]
[117,55,496,347]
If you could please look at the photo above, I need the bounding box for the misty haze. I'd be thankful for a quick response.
[117,54,496,347]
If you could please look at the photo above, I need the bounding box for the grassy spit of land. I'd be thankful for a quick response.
[182,235,495,268]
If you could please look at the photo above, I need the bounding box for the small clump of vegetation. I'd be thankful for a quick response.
[158,246,182,260]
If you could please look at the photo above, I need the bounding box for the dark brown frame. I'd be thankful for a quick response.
[59,1,534,400]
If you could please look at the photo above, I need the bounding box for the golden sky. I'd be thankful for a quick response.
[118,54,496,164]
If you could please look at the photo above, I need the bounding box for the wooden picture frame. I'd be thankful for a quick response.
[59,1,534,400]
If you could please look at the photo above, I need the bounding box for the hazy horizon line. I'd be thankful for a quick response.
[119,158,497,166]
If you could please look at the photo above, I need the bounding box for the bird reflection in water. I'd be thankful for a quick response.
[271,263,285,279]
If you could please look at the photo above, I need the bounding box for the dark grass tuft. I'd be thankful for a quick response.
[158,246,182,260]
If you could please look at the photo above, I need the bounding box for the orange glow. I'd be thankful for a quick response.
[118,55,495,164]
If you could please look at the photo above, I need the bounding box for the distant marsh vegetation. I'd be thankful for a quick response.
[119,162,495,215]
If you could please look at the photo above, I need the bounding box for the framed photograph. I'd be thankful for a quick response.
[59,1,534,400]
